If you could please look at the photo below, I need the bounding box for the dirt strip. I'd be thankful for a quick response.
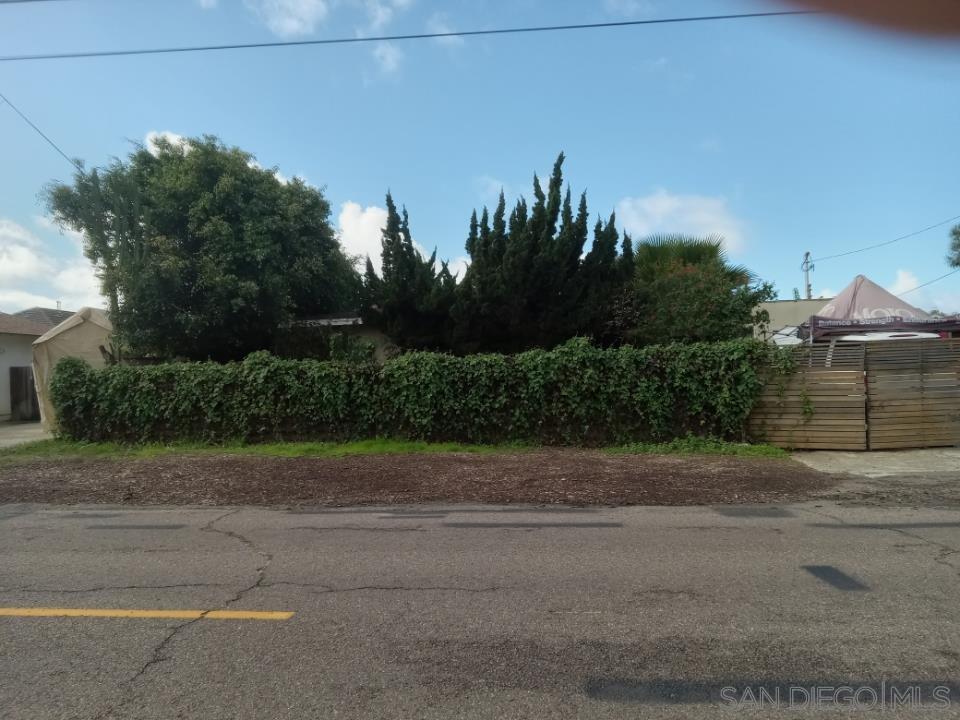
[0,450,835,506]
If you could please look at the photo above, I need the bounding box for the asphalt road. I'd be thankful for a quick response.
[2,500,960,719]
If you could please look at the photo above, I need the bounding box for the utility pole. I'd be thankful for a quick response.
[801,251,813,300]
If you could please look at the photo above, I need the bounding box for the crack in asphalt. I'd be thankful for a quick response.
[92,509,274,719]
[259,580,336,592]
[796,506,960,578]
[200,508,276,611]
[127,510,251,681]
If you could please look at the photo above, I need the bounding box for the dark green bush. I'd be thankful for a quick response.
[273,325,376,363]
[51,338,777,445]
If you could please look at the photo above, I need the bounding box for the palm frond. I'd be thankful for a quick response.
[633,233,756,283]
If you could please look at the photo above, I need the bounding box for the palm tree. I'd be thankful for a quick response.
[632,234,753,284]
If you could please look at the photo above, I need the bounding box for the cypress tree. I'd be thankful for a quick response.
[452,153,636,353]
[363,192,453,349]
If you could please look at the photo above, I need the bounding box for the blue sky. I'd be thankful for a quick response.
[1,0,959,314]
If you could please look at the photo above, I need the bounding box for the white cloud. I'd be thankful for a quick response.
[240,0,416,74]
[887,269,919,297]
[242,0,413,39]
[0,220,52,284]
[926,288,960,314]
[197,0,217,8]
[0,217,105,314]
[0,289,58,313]
[0,244,50,284]
[818,288,836,299]
[357,0,413,73]
[427,12,464,46]
[366,0,413,28]
[0,218,42,248]
[337,201,464,281]
[33,215,84,252]
[239,0,415,76]
[244,0,329,37]
[338,202,388,273]
[475,175,508,203]
[372,41,403,73]
[364,0,403,31]
[145,130,189,157]
[884,268,960,314]
[247,159,303,185]
[446,256,470,279]
[616,189,745,253]
[52,261,103,310]
[604,0,654,18]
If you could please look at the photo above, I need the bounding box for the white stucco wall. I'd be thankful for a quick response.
[0,333,37,420]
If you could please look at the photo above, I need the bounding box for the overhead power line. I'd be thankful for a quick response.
[0,10,819,63]
[812,214,960,263]
[900,268,960,296]
[0,90,81,171]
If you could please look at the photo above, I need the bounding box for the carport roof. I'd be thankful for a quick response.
[0,312,48,337]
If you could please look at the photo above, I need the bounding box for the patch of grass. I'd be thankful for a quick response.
[0,439,136,460]
[605,436,788,458]
[221,439,522,458]
[0,438,526,462]
[0,436,784,462]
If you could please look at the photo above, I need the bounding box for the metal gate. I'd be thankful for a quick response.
[9,366,40,422]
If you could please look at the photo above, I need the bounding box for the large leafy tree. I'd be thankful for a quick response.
[361,192,455,349]
[46,135,359,361]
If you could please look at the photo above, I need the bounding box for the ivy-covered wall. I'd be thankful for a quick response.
[51,338,778,445]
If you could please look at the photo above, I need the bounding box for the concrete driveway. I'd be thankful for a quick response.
[794,447,960,478]
[793,448,960,509]
[0,422,50,449]
[1,500,959,718]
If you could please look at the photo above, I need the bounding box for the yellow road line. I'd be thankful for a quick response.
[0,607,294,620]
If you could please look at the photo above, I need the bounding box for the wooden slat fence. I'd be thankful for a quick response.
[749,339,960,450]
[749,346,866,450]
[865,340,960,450]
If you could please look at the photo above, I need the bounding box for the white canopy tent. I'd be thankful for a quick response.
[32,307,112,431]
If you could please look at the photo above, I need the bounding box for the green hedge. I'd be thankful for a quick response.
[50,338,777,445]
